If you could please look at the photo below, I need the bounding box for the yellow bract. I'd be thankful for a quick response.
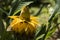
[7,16,39,35]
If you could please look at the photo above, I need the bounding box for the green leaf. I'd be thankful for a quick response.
[36,34,45,40]
[45,26,56,40]
[35,24,46,38]
[48,0,60,22]
[8,0,20,15]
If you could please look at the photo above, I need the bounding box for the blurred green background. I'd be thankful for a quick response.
[0,0,60,40]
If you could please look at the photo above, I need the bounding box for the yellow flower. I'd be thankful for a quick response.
[7,6,39,35]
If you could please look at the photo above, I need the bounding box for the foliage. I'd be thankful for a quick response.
[0,0,60,40]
